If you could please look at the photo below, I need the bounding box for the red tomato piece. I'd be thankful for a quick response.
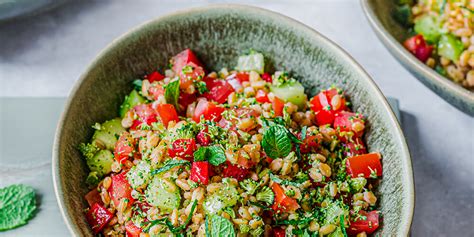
[403,34,433,62]
[310,88,347,126]
[271,182,300,213]
[172,49,203,75]
[334,111,365,138]
[145,71,165,83]
[255,90,270,103]
[235,72,250,83]
[193,100,225,123]
[190,161,210,185]
[86,203,113,234]
[155,104,179,127]
[261,72,272,83]
[346,153,383,178]
[108,171,135,208]
[299,134,323,154]
[196,127,211,146]
[168,138,196,161]
[178,92,197,110]
[131,104,158,130]
[347,210,380,235]
[114,132,135,164]
[203,78,234,104]
[272,96,285,117]
[222,161,250,181]
[84,188,103,207]
[272,227,286,237]
[342,138,367,157]
[147,83,165,101]
[178,62,205,90]
[125,221,142,237]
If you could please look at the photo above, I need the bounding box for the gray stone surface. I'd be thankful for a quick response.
[0,0,472,236]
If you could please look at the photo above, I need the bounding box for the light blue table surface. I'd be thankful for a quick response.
[0,0,472,236]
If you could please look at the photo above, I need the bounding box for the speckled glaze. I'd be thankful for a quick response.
[52,5,414,236]
[361,0,474,116]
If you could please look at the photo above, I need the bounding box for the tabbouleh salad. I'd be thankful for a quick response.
[79,49,383,237]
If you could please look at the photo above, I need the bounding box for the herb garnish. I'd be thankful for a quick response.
[150,159,190,175]
[192,145,226,166]
[261,125,292,159]
[164,78,180,110]
[0,184,37,231]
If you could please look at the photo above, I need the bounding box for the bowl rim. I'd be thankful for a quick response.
[52,4,414,236]
[360,0,474,114]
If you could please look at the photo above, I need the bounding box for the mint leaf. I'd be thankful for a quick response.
[164,79,180,110]
[207,145,226,166]
[132,79,142,91]
[261,125,292,159]
[150,159,190,175]
[209,214,236,237]
[193,146,208,162]
[0,184,37,231]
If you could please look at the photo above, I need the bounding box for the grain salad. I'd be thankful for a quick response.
[394,0,474,88]
[79,49,383,236]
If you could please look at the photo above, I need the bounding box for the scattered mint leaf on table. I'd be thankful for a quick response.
[0,184,37,231]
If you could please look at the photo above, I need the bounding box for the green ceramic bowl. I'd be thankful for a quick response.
[361,0,474,116]
[52,5,414,236]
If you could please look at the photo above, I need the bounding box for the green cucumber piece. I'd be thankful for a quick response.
[86,150,114,177]
[236,52,265,74]
[438,34,465,61]
[203,182,239,215]
[145,177,180,214]
[91,118,125,150]
[414,15,442,43]
[120,90,146,117]
[270,80,307,109]
[127,160,152,189]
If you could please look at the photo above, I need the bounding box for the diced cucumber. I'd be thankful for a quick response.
[86,150,114,177]
[438,34,465,61]
[127,160,152,189]
[270,80,307,109]
[145,177,180,214]
[414,15,442,43]
[236,52,265,74]
[120,90,146,117]
[349,177,367,193]
[203,182,239,215]
[91,118,125,150]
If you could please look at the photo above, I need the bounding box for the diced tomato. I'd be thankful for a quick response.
[108,171,135,208]
[196,127,211,146]
[272,96,285,117]
[347,210,380,235]
[310,88,346,126]
[255,90,270,103]
[114,132,135,164]
[235,72,250,83]
[84,188,103,207]
[86,203,113,234]
[190,161,210,185]
[178,92,197,110]
[299,134,323,154]
[261,72,272,83]
[271,182,300,213]
[131,104,158,130]
[168,138,196,161]
[145,71,165,83]
[334,111,365,138]
[342,138,367,157]
[203,78,234,104]
[125,221,142,237]
[272,227,286,237]
[403,34,433,62]
[178,62,205,90]
[346,153,383,178]
[172,49,203,75]
[155,104,179,127]
[147,83,165,101]
[193,100,225,123]
[222,161,250,181]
